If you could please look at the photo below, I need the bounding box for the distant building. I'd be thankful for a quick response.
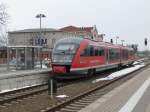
[59,25,103,41]
[8,28,77,49]
[8,28,79,64]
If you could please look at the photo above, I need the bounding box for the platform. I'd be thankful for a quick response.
[79,66,150,112]
[0,68,51,79]
[0,68,52,93]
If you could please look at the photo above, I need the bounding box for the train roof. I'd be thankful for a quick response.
[55,37,134,51]
[55,37,84,45]
[83,38,134,50]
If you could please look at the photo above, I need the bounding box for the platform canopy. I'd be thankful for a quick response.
[7,45,43,70]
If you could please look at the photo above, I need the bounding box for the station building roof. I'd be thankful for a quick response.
[8,28,60,33]
[59,25,94,33]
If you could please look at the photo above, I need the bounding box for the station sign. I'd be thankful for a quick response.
[30,36,47,46]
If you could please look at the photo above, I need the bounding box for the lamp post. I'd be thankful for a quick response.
[116,36,119,45]
[36,14,46,69]
[36,14,46,43]
[121,40,125,46]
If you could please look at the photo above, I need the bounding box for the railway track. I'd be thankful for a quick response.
[42,62,150,112]
[0,81,81,106]
[0,65,119,107]
[0,84,48,106]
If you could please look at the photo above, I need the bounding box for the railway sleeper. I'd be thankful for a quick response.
[60,108,78,112]
[0,105,6,108]
[11,101,19,104]
[3,103,12,106]
[87,94,100,98]
[69,103,86,107]
[81,97,95,101]
[86,94,100,98]
[78,100,93,103]
[3,95,15,98]
[63,106,81,111]
[74,101,90,105]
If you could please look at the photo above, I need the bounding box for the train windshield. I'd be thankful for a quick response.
[53,43,78,54]
[52,43,78,64]
[52,37,83,64]
[55,44,76,53]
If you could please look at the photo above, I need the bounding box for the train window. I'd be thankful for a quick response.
[90,46,94,56]
[80,46,90,56]
[80,48,87,56]
[98,47,104,56]
[109,48,120,61]
[130,51,134,55]
[109,49,113,60]
[122,49,128,59]
[81,46,105,57]
[115,50,120,60]
[94,47,99,56]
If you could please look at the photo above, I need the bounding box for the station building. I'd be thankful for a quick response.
[0,46,7,64]
[4,25,101,69]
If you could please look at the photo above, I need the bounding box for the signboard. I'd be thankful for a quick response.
[30,36,47,46]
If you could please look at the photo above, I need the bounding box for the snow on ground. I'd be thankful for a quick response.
[92,62,145,83]
[56,95,69,98]
[133,60,145,65]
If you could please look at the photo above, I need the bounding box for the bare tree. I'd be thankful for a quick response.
[0,26,8,46]
[0,3,8,46]
[0,4,8,25]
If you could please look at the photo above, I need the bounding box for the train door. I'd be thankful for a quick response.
[119,48,122,63]
[105,48,109,64]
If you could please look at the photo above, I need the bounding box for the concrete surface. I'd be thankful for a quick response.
[0,68,52,93]
[79,66,150,112]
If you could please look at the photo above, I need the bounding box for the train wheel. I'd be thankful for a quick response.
[87,69,95,77]
[93,68,96,75]
[118,64,122,70]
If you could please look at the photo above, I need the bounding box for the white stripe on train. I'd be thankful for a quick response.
[70,60,134,71]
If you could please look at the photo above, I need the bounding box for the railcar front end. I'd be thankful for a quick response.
[51,37,85,77]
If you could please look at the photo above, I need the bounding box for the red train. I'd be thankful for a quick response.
[51,37,135,78]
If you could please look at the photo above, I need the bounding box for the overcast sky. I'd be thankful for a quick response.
[1,0,150,50]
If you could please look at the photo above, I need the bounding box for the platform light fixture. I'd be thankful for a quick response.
[35,14,46,69]
[121,40,125,46]
[116,36,119,45]
[35,14,46,43]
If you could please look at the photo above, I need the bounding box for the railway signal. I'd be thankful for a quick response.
[144,38,147,46]
[121,40,125,46]
[144,38,148,56]
[110,39,113,44]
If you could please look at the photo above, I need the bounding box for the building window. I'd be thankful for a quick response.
[52,38,56,47]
